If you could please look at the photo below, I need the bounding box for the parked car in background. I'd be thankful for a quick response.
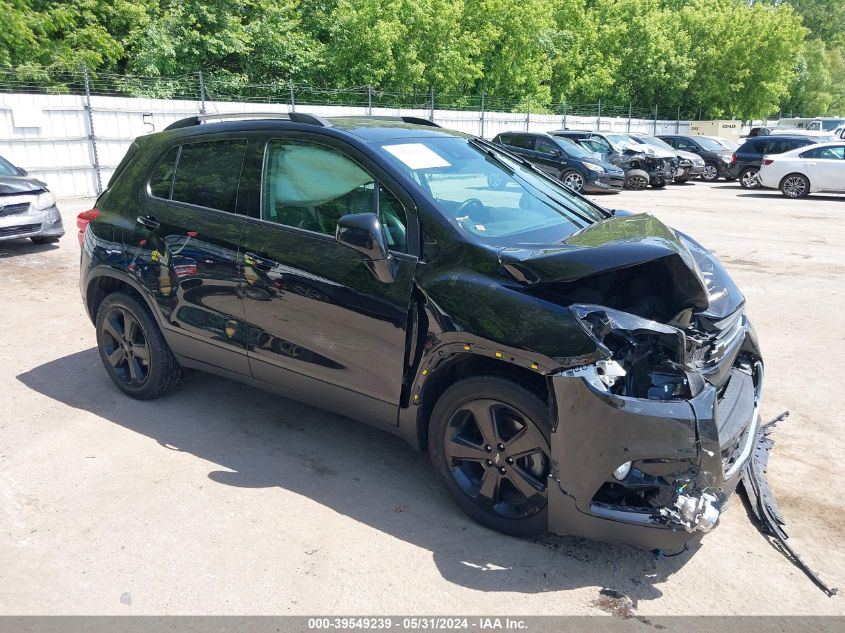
[0,153,64,245]
[623,132,705,183]
[705,136,739,151]
[726,135,818,188]
[659,134,734,182]
[550,130,676,189]
[491,132,624,193]
[745,127,771,138]
[78,113,764,549]
[758,142,845,198]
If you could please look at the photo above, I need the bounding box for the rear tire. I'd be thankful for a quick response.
[780,173,810,198]
[429,376,551,537]
[739,167,760,189]
[95,292,183,400]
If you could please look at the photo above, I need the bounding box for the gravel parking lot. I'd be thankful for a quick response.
[1,181,843,615]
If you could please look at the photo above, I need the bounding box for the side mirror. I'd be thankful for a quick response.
[550,148,562,157]
[335,213,395,283]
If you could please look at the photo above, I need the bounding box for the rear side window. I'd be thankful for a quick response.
[502,134,533,150]
[800,145,845,159]
[171,140,247,212]
[743,140,765,155]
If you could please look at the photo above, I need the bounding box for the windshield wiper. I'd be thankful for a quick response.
[468,138,612,222]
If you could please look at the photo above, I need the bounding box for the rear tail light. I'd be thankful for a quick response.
[762,158,774,166]
[730,152,737,163]
[77,208,100,246]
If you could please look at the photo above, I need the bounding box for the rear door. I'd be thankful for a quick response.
[237,133,419,426]
[132,135,250,374]
[810,145,845,190]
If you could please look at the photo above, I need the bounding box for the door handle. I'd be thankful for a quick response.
[243,252,277,271]
[136,215,160,230]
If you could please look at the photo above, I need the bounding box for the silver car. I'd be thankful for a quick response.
[0,154,64,244]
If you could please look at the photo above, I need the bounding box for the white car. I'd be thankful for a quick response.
[758,142,845,198]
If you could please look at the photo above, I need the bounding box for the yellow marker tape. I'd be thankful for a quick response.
[463,344,471,351]
[421,368,428,376]
[531,362,539,370]
[495,351,503,358]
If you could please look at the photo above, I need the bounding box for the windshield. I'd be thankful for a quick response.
[632,135,675,151]
[375,136,607,246]
[555,137,598,160]
[709,136,738,150]
[693,136,725,151]
[0,155,19,177]
[605,134,643,150]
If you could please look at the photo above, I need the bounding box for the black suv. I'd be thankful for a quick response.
[658,135,735,182]
[491,132,624,193]
[727,135,817,188]
[79,113,763,549]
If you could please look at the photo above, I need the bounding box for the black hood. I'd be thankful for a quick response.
[498,214,744,319]
[0,175,48,195]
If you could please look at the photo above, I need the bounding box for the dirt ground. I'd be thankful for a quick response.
[1,181,843,615]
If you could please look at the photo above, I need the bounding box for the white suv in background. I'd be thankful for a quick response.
[758,142,845,198]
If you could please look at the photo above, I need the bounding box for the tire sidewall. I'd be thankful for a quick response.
[740,167,759,189]
[428,376,551,537]
[780,173,810,198]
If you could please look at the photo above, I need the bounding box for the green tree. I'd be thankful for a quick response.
[678,0,807,119]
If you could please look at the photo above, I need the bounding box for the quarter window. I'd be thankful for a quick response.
[502,134,533,150]
[170,140,247,213]
[149,147,178,199]
[262,139,408,252]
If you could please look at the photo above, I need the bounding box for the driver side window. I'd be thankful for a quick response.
[262,139,407,252]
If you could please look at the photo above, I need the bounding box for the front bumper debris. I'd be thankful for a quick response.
[546,308,762,550]
[740,411,838,597]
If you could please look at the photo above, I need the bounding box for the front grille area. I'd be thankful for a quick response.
[0,223,40,237]
[0,202,30,217]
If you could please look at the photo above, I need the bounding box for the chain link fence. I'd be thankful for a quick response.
[1,66,713,198]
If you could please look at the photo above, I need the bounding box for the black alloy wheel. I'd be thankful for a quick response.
[101,306,151,387]
[96,292,183,399]
[429,377,551,536]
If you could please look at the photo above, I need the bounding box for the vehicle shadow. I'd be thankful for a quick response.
[0,239,60,258]
[736,193,845,202]
[17,348,699,604]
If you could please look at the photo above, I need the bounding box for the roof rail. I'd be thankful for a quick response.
[327,115,440,128]
[164,112,332,131]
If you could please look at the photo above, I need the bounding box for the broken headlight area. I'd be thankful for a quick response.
[569,304,704,401]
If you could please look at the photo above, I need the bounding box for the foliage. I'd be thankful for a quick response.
[0,0,840,117]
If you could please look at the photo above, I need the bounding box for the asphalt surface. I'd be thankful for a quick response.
[1,181,843,615]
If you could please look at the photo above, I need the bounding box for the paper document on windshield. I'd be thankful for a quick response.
[383,143,451,169]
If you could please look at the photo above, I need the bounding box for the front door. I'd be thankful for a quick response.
[237,134,418,426]
[130,137,250,374]
[813,144,845,190]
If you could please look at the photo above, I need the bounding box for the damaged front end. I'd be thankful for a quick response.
[499,214,763,548]
[548,303,762,547]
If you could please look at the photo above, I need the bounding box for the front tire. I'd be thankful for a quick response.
[780,173,810,198]
[701,162,719,182]
[95,292,183,400]
[651,177,667,189]
[560,169,585,193]
[31,236,59,245]
[624,169,649,190]
[428,376,551,537]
